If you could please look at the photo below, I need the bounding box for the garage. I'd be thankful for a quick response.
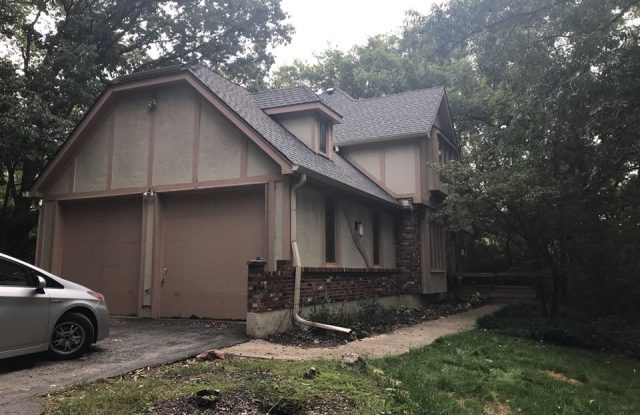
[60,197,142,316]
[159,187,265,319]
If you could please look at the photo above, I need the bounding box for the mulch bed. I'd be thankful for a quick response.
[146,388,343,415]
[266,297,488,348]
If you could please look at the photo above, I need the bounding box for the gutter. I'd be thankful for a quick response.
[290,172,352,334]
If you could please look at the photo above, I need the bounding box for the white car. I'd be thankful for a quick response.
[0,253,109,360]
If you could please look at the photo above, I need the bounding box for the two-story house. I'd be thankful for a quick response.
[27,64,460,337]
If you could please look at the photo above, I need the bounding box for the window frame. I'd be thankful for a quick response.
[324,197,337,264]
[318,121,329,155]
[372,212,381,266]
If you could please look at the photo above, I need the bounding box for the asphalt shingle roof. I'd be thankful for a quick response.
[186,65,398,205]
[320,86,445,145]
[251,85,320,109]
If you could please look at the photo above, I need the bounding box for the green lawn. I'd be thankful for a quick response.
[46,331,640,415]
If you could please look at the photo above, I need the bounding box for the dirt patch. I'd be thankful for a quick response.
[146,389,342,415]
[483,400,512,415]
[225,304,505,360]
[542,370,583,385]
[267,297,488,348]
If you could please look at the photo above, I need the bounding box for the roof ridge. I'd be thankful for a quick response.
[251,84,317,96]
[355,86,444,102]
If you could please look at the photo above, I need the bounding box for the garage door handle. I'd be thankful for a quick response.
[161,268,168,286]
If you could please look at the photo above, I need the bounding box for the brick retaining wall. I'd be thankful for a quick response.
[248,260,420,313]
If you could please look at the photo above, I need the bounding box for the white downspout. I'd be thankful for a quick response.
[290,173,352,334]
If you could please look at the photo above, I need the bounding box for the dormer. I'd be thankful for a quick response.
[252,86,342,158]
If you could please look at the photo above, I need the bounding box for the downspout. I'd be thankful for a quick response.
[290,172,352,334]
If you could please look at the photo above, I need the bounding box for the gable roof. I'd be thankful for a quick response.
[187,66,396,204]
[30,64,398,206]
[251,85,320,109]
[320,86,445,146]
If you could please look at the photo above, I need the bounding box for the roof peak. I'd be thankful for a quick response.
[355,86,445,102]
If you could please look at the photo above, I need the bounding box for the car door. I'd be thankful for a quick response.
[0,257,50,353]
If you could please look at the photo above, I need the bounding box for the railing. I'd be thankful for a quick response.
[450,272,542,302]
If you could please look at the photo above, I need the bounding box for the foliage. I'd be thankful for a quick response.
[0,0,292,259]
[272,0,640,318]
[46,331,640,414]
[478,303,640,358]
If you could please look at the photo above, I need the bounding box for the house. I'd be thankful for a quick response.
[27,64,461,336]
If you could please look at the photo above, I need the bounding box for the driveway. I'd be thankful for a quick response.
[0,318,248,415]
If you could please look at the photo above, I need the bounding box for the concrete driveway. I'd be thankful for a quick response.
[0,318,248,415]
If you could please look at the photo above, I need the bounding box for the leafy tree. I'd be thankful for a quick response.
[272,0,640,317]
[0,0,292,259]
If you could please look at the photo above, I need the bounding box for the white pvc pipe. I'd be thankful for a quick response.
[290,173,352,334]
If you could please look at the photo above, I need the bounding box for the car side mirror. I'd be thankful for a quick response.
[35,275,46,294]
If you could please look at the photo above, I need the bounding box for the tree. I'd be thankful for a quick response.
[0,0,292,259]
[271,0,640,317]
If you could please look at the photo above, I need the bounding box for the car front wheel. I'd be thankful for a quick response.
[48,313,94,359]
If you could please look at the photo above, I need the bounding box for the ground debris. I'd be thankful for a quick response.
[341,353,366,371]
[197,349,225,361]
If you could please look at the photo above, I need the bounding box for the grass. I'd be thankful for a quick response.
[46,357,398,415]
[46,331,640,414]
[375,331,640,414]
[478,303,640,357]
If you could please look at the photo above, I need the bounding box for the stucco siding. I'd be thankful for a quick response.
[247,142,279,176]
[297,184,397,268]
[198,98,244,180]
[276,113,316,150]
[74,115,109,192]
[152,85,195,185]
[384,141,417,195]
[48,165,73,195]
[296,186,325,267]
[348,145,381,180]
[112,92,150,189]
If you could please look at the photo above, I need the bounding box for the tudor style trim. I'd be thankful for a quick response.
[29,72,294,195]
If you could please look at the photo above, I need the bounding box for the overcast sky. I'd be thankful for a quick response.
[271,0,439,70]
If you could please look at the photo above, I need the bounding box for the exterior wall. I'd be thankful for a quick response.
[275,113,317,150]
[245,260,422,337]
[44,83,281,198]
[296,184,396,268]
[35,201,56,269]
[247,261,419,313]
[343,138,423,201]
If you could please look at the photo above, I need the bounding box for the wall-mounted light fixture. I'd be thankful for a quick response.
[147,98,157,111]
[354,221,364,237]
[143,188,156,198]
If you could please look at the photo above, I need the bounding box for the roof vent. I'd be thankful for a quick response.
[325,88,335,94]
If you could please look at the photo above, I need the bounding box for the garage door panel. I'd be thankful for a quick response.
[61,198,142,316]
[160,188,265,319]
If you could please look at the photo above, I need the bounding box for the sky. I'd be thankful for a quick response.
[271,0,439,70]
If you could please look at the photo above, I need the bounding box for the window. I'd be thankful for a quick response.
[325,198,336,263]
[373,213,381,265]
[319,122,329,154]
[0,258,34,287]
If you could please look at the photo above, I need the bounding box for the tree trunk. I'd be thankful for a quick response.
[549,265,561,320]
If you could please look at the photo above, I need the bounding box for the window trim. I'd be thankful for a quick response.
[324,197,337,265]
[372,212,381,266]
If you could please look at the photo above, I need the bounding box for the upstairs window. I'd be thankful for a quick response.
[319,122,329,154]
[325,198,336,263]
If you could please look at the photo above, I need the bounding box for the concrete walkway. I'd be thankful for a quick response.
[225,303,504,360]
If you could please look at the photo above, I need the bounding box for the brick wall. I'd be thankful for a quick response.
[248,260,419,313]
[396,205,422,287]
